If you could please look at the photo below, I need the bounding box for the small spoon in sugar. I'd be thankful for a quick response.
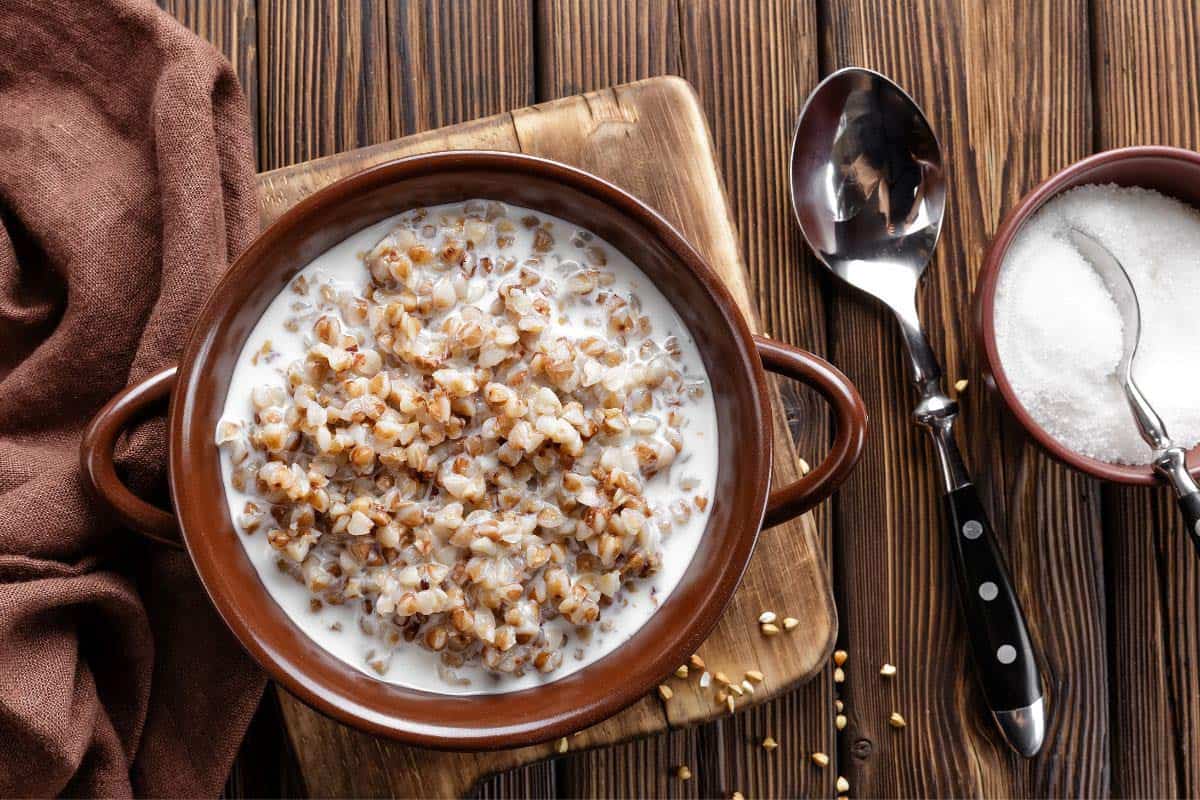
[1067,228,1200,544]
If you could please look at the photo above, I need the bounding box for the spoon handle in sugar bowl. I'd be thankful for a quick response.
[943,482,1045,757]
[1180,492,1200,552]
[1154,447,1200,553]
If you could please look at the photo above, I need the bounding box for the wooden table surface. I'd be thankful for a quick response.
[160,1,1200,797]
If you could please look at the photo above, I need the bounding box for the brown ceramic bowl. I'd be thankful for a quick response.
[975,145,1200,485]
[79,151,867,749]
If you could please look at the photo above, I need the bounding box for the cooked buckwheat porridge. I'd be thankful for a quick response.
[216,200,717,694]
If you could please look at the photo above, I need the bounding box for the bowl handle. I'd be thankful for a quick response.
[80,366,182,549]
[753,335,868,528]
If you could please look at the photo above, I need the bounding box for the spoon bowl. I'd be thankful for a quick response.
[790,67,947,301]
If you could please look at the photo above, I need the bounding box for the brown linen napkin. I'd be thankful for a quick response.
[0,0,266,795]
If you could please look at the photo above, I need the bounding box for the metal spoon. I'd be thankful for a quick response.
[1067,229,1200,543]
[790,67,1045,757]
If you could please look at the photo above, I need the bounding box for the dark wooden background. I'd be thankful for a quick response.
[157,0,1200,797]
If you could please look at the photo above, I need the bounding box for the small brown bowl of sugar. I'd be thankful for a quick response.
[974,145,1200,485]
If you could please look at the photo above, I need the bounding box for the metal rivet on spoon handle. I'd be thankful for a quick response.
[790,66,1045,757]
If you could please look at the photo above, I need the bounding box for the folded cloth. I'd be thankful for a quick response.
[0,0,265,795]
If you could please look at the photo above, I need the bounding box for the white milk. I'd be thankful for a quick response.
[218,202,719,694]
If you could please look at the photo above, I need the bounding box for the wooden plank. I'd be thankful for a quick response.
[1103,488,1180,797]
[819,1,1107,795]
[159,0,259,149]
[256,112,525,229]
[278,705,660,798]
[388,0,534,136]
[256,0,392,170]
[1092,2,1200,795]
[535,0,681,97]
[535,3,835,796]
[475,762,557,800]
[557,729,695,798]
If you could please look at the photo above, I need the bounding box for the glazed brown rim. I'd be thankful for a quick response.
[168,151,778,749]
[975,145,1200,485]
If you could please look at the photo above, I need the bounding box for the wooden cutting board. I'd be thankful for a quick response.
[256,76,836,798]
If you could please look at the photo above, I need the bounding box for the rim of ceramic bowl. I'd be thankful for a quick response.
[167,150,776,749]
[975,145,1200,485]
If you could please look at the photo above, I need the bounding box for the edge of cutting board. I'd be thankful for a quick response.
[256,75,837,798]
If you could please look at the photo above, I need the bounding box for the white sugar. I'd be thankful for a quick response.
[993,184,1200,465]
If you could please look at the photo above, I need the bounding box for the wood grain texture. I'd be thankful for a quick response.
[257,0,392,170]
[1092,2,1200,795]
[820,0,1107,795]
[536,0,681,97]
[258,76,836,798]
[556,728,694,798]
[388,0,535,136]
[276,702,660,798]
[475,761,557,800]
[537,4,837,795]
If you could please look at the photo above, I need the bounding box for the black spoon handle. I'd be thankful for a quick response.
[945,483,1042,715]
[1179,491,1200,555]
[1154,448,1200,557]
